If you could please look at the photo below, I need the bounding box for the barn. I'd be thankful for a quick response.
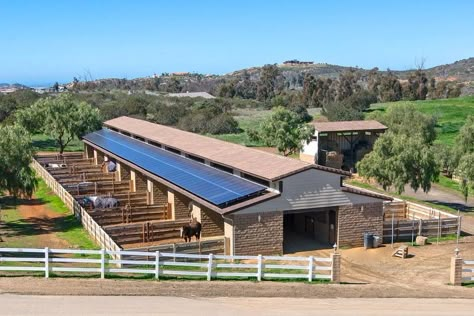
[300,120,387,171]
[82,116,391,255]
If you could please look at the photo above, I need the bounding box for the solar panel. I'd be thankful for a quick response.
[83,129,267,207]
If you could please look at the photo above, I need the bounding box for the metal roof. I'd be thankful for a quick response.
[312,120,387,133]
[83,129,267,207]
[104,116,315,181]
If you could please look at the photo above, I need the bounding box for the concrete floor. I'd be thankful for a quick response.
[283,230,332,254]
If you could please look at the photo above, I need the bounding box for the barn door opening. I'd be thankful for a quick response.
[283,209,334,254]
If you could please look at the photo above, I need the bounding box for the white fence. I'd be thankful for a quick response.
[462,259,474,283]
[0,247,335,282]
[31,159,122,256]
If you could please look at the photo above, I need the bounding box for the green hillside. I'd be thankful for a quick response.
[370,96,474,146]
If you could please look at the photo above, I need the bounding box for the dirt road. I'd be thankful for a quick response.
[1,295,473,316]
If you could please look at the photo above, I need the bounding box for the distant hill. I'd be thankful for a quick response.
[0,83,30,89]
[68,57,474,96]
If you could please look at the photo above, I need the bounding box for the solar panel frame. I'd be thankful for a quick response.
[83,129,267,207]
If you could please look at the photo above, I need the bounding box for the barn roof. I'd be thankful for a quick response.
[104,116,349,181]
[312,120,387,133]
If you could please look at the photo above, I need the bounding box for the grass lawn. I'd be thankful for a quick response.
[32,134,83,152]
[370,96,474,146]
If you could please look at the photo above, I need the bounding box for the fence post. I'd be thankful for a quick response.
[155,251,160,280]
[257,254,263,281]
[44,247,49,279]
[450,249,463,286]
[418,219,423,236]
[330,252,341,283]
[100,248,106,279]
[308,256,314,282]
[207,253,213,281]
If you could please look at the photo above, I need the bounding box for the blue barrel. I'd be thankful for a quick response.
[364,232,374,249]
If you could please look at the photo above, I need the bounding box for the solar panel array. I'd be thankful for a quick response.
[83,129,267,207]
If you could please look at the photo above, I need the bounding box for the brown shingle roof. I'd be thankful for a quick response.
[312,120,387,133]
[104,116,317,181]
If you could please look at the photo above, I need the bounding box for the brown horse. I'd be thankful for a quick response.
[181,221,202,242]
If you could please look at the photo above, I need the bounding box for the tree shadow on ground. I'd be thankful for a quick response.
[425,200,474,213]
[32,139,59,151]
[1,214,80,238]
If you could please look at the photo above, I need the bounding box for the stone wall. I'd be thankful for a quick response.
[96,151,105,164]
[120,165,131,181]
[174,192,191,220]
[85,144,94,159]
[135,172,147,191]
[232,211,283,255]
[201,207,224,237]
[337,202,383,247]
[152,181,168,206]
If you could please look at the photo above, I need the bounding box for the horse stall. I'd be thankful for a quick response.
[382,201,461,243]
[35,153,204,253]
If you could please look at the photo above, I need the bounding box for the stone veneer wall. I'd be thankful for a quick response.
[135,172,147,191]
[337,202,384,247]
[96,151,105,164]
[85,144,94,159]
[120,165,131,181]
[201,207,224,237]
[174,192,191,220]
[152,181,168,206]
[232,211,283,256]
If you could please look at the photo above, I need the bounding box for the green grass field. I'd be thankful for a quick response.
[32,134,83,153]
[370,96,474,146]
[210,107,322,147]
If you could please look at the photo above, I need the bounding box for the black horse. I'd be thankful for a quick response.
[181,221,202,242]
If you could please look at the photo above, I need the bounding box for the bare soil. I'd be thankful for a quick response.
[2,199,70,249]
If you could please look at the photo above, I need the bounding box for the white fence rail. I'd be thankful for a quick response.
[31,159,122,256]
[0,247,335,282]
[462,260,474,282]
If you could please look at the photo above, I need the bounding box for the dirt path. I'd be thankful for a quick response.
[16,199,70,249]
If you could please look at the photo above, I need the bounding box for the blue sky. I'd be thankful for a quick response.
[1,0,473,86]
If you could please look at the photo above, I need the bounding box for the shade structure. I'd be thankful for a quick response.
[83,129,267,207]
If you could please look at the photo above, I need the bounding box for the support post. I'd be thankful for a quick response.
[257,254,263,281]
[391,211,394,248]
[330,252,341,283]
[44,247,49,279]
[308,256,314,282]
[457,210,461,245]
[100,248,106,279]
[450,249,463,286]
[155,251,160,280]
[207,253,213,281]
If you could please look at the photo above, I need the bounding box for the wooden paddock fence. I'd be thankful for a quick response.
[0,247,337,282]
[382,200,461,243]
[125,237,226,257]
[31,158,122,256]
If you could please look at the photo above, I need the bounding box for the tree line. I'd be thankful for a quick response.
[216,64,464,122]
